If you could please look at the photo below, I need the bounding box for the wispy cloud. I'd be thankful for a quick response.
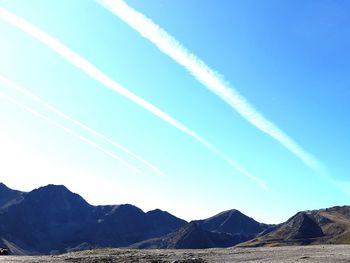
[98,0,324,174]
[0,90,141,175]
[0,7,267,189]
[0,75,166,177]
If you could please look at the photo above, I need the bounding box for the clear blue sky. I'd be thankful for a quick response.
[1,0,350,223]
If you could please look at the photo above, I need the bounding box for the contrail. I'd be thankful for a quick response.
[0,7,267,189]
[0,91,141,175]
[98,0,324,174]
[0,75,166,177]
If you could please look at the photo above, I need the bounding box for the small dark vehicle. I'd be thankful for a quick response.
[0,248,9,255]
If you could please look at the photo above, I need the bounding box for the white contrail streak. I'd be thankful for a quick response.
[0,7,267,189]
[98,0,324,174]
[0,91,141,175]
[0,75,166,177]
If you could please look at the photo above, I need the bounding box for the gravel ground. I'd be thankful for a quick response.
[0,245,350,262]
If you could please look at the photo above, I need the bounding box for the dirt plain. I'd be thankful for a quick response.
[0,245,350,262]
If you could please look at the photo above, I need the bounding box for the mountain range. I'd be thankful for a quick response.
[1,183,350,255]
[241,206,350,247]
[0,183,186,254]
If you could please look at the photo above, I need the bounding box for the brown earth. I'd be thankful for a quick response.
[0,245,350,262]
[242,206,350,247]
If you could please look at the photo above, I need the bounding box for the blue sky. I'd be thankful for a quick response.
[1,0,350,223]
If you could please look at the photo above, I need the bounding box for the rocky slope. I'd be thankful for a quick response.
[2,182,350,254]
[0,183,25,209]
[241,206,350,247]
[131,209,272,249]
[0,183,273,253]
[130,222,248,249]
[195,209,270,236]
[0,183,187,254]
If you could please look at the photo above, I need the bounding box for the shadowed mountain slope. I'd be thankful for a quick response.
[130,222,248,249]
[241,206,350,247]
[2,183,350,254]
[0,183,25,209]
[195,209,270,236]
[130,209,272,249]
[146,209,188,236]
[0,183,187,254]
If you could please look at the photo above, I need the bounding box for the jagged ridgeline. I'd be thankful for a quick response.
[241,207,350,247]
[0,183,186,255]
[1,183,350,255]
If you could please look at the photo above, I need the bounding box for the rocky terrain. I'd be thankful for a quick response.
[130,222,248,249]
[0,183,270,254]
[2,183,350,257]
[241,206,350,247]
[131,209,272,249]
[194,209,270,235]
[0,183,187,254]
[0,245,350,262]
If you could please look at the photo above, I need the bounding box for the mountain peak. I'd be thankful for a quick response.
[23,184,92,214]
[285,212,324,239]
[147,208,164,214]
[131,220,247,249]
[0,183,11,191]
[39,184,70,192]
[147,208,180,219]
[0,183,24,209]
[219,209,242,217]
[198,209,266,236]
[241,210,329,247]
[29,184,81,200]
[160,222,212,249]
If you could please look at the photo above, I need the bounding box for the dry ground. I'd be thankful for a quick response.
[0,245,350,262]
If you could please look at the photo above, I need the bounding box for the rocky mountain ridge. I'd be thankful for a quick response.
[1,183,350,254]
[240,206,350,247]
[0,183,186,254]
